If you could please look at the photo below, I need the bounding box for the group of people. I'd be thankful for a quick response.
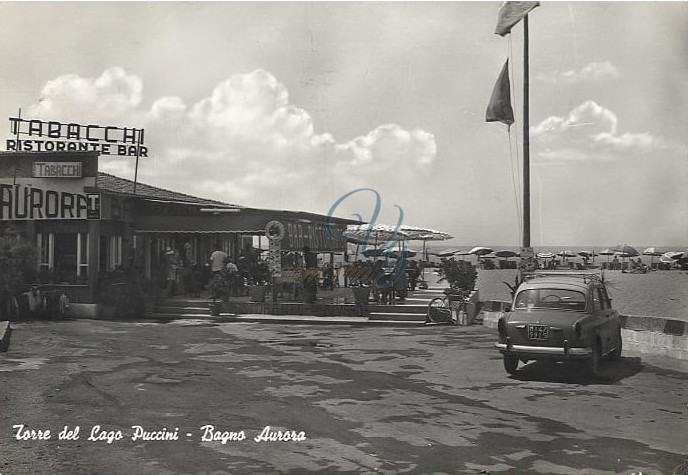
[609,256,647,273]
[162,242,203,297]
[345,259,423,304]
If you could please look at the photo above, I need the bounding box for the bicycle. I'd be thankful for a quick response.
[425,290,469,325]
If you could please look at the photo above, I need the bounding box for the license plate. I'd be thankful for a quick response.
[528,324,549,340]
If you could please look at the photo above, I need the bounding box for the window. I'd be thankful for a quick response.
[37,232,89,282]
[36,232,53,272]
[54,233,77,282]
[514,288,586,311]
[99,235,122,271]
[77,232,89,278]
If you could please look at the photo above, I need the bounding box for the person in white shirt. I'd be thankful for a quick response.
[210,248,228,275]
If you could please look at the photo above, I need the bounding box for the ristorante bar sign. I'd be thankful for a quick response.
[6,117,148,157]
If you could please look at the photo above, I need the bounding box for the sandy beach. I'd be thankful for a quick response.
[476,269,688,321]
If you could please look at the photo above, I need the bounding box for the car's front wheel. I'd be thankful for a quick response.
[503,355,519,375]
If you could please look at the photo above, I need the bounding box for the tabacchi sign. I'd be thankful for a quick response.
[6,117,148,157]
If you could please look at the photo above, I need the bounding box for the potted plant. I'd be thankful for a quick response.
[208,270,230,316]
[437,258,477,301]
[346,262,373,315]
[246,259,271,302]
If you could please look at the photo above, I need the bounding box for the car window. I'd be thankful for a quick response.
[514,288,586,311]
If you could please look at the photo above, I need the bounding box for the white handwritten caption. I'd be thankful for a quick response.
[11,424,306,444]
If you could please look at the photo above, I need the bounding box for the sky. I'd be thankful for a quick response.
[1,1,686,248]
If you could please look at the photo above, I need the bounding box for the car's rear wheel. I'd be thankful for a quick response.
[586,342,601,377]
[503,355,519,375]
[608,328,622,360]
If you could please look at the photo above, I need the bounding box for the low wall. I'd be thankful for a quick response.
[481,300,510,329]
[0,321,10,352]
[621,315,688,361]
[225,301,359,318]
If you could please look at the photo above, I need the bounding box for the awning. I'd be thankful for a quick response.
[134,214,267,234]
[133,212,349,253]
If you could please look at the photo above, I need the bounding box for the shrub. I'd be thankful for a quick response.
[437,258,477,293]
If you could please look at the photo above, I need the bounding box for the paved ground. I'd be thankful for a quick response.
[1,319,687,474]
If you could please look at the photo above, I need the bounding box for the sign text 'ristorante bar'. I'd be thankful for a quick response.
[0,183,100,220]
[6,117,147,157]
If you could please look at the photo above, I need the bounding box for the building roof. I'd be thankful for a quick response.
[95,172,236,207]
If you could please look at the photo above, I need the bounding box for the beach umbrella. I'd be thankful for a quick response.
[665,251,686,260]
[578,250,596,263]
[433,249,462,258]
[659,254,675,264]
[558,250,576,257]
[395,225,453,281]
[397,225,453,242]
[345,223,412,263]
[610,244,639,257]
[344,223,411,245]
[389,249,417,259]
[362,246,387,258]
[469,246,494,256]
[642,247,662,265]
[495,250,519,258]
[599,248,614,262]
[536,252,555,259]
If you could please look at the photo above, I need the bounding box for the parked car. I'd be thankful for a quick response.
[495,272,622,376]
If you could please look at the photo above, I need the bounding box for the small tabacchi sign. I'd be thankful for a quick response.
[33,162,82,178]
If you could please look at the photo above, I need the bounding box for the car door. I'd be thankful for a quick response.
[590,284,610,352]
[593,285,614,354]
[599,285,619,352]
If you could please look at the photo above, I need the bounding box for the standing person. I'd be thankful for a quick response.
[209,245,228,277]
[165,247,181,297]
[393,259,408,303]
[407,260,419,291]
[225,258,239,296]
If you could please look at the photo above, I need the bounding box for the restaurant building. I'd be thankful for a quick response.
[0,151,352,316]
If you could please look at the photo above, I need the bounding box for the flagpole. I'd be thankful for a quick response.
[522,15,531,249]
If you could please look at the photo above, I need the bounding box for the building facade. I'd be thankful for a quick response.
[0,151,352,316]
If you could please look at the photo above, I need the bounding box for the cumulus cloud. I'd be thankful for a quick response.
[23,67,437,215]
[531,100,683,161]
[538,61,620,84]
[28,67,143,121]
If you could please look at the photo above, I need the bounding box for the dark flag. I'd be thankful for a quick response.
[486,60,514,126]
[494,1,540,37]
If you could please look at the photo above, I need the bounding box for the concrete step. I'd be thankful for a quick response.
[150,312,215,320]
[365,319,426,327]
[154,305,212,315]
[155,299,213,308]
[368,304,428,313]
[368,311,426,322]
